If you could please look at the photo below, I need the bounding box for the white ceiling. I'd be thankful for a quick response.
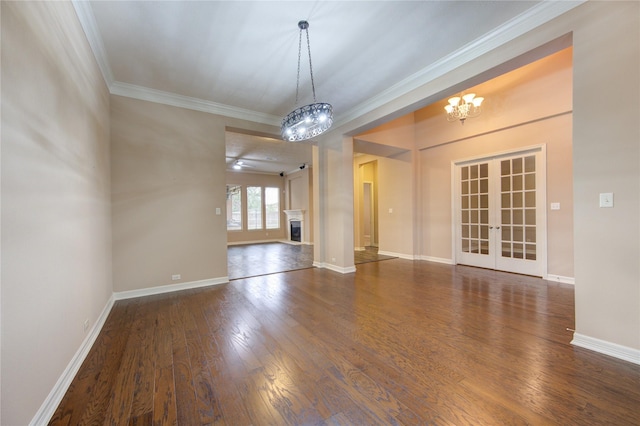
[75,1,580,174]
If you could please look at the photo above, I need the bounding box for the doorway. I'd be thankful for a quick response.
[357,161,379,250]
[454,146,547,277]
[362,182,375,247]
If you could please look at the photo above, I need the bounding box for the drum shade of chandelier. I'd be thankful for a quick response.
[281,20,333,142]
[445,93,484,124]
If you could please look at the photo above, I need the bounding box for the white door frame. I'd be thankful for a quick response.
[451,145,548,278]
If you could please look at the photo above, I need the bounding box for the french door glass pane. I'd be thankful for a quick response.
[460,163,490,255]
[500,155,536,261]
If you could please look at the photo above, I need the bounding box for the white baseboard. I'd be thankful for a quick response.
[418,255,455,265]
[114,276,229,300]
[377,250,416,260]
[227,239,282,246]
[30,294,116,426]
[326,264,357,274]
[546,274,575,285]
[314,261,356,274]
[571,333,640,365]
[354,246,365,251]
[280,240,313,246]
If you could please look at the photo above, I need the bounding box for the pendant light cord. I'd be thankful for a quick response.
[295,21,317,105]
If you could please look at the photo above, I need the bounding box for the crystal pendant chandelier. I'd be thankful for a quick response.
[281,21,333,142]
[444,93,484,124]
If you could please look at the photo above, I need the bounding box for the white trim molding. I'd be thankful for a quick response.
[378,251,416,260]
[71,0,114,88]
[110,82,281,126]
[314,261,356,274]
[30,295,116,426]
[335,1,585,127]
[546,274,575,285]
[227,239,282,246]
[571,333,640,365]
[114,276,229,301]
[419,255,455,265]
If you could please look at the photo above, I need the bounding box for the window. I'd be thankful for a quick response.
[226,185,242,231]
[247,186,262,230]
[226,184,281,232]
[265,187,280,229]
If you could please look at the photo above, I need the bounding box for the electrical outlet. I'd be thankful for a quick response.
[172,274,181,281]
[83,319,89,332]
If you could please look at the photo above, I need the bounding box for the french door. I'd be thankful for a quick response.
[454,147,546,277]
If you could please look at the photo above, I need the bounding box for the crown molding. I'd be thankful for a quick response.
[72,1,280,125]
[71,0,114,88]
[73,0,584,129]
[111,82,282,126]
[334,0,585,128]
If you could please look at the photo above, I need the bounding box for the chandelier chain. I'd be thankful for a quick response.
[295,26,302,104]
[295,25,317,105]
[305,27,317,103]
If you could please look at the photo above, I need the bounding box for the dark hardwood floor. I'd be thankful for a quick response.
[50,260,640,425]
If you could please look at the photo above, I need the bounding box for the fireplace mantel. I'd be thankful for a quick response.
[284,210,305,242]
[283,209,305,218]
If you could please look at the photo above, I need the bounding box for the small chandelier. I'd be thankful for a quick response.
[445,93,484,124]
[281,21,333,142]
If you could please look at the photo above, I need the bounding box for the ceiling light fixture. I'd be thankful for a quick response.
[445,93,484,124]
[233,160,243,170]
[281,20,333,142]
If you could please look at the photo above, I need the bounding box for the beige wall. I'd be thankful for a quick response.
[357,114,416,150]
[111,95,229,291]
[313,136,355,271]
[1,2,112,424]
[416,48,574,277]
[571,1,639,350]
[354,154,415,258]
[226,171,286,244]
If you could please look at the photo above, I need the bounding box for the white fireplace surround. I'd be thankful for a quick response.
[284,209,305,243]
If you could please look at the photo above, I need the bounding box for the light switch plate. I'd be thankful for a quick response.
[550,202,560,210]
[599,192,614,208]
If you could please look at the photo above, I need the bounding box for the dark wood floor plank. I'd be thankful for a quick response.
[168,301,201,425]
[178,296,226,425]
[152,296,177,426]
[128,299,158,422]
[228,296,327,424]
[51,257,640,425]
[102,314,143,425]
